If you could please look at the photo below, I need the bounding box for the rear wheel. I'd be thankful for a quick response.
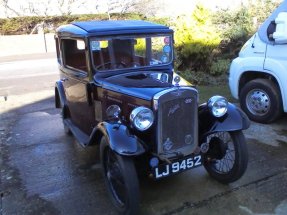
[100,137,140,215]
[61,106,71,135]
[203,131,248,184]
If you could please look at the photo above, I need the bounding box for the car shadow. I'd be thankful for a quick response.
[0,95,116,215]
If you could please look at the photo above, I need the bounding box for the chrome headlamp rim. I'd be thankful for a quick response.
[207,95,228,118]
[106,104,121,120]
[130,106,154,131]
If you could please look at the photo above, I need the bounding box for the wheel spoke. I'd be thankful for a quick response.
[215,155,233,173]
[203,131,248,183]
[224,159,229,172]
[226,155,234,170]
[223,157,234,163]
[226,151,235,161]
[225,158,231,171]
[205,132,237,174]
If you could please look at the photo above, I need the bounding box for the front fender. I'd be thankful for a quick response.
[91,122,146,156]
[198,103,250,142]
[229,56,265,99]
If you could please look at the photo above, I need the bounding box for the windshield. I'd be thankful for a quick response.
[90,34,173,71]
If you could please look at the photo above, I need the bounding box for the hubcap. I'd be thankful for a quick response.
[246,89,270,116]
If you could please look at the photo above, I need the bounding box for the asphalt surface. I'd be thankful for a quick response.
[1,55,287,215]
[0,53,57,96]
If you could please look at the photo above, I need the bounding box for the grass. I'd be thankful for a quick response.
[197,84,237,104]
[179,71,236,104]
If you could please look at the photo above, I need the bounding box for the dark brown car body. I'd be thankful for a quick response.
[54,20,250,215]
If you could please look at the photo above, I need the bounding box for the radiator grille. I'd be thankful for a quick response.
[155,88,198,158]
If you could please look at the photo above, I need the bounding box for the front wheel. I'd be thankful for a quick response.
[203,131,248,184]
[100,137,140,215]
[239,79,282,123]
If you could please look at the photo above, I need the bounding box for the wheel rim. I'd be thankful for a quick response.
[246,89,270,116]
[104,148,127,208]
[205,132,235,174]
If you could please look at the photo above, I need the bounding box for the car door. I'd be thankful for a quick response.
[60,38,95,135]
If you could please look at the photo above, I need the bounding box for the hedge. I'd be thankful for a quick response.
[0,13,169,35]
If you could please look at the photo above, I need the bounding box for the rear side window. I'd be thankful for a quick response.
[62,39,87,71]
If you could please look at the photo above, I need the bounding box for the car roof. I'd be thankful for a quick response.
[56,20,173,37]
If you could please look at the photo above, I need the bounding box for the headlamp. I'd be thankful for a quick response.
[207,96,228,117]
[130,107,154,131]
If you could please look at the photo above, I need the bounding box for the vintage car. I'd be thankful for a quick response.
[55,20,250,215]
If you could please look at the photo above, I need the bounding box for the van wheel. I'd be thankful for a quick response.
[240,79,282,123]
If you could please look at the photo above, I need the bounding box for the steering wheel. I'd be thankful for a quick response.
[96,61,127,70]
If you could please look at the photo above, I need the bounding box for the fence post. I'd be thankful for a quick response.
[43,22,47,53]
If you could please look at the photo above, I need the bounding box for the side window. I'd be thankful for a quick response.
[62,39,87,71]
[134,38,146,57]
[90,39,110,68]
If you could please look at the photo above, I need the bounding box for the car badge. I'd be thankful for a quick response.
[185,98,192,104]
[168,104,180,117]
[163,138,173,151]
[185,134,193,145]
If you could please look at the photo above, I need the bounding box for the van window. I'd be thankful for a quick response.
[62,39,87,71]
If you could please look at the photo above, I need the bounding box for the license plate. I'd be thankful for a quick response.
[153,155,202,179]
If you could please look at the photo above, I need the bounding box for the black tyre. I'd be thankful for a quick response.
[61,106,72,135]
[100,137,140,215]
[240,79,282,123]
[203,131,248,184]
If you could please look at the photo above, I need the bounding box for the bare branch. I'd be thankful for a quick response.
[57,0,65,15]
[1,0,22,16]
[43,0,52,16]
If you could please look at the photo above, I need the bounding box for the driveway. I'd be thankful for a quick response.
[0,55,287,215]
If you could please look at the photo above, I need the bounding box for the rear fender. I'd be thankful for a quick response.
[55,80,67,108]
[89,122,146,156]
[198,103,250,143]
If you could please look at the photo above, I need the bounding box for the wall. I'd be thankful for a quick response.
[0,33,55,57]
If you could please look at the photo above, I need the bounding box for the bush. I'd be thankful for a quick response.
[172,5,221,72]
[212,0,281,59]
[210,59,231,76]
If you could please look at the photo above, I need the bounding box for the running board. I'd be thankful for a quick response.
[64,119,89,147]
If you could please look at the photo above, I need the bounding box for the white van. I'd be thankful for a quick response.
[229,0,287,123]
